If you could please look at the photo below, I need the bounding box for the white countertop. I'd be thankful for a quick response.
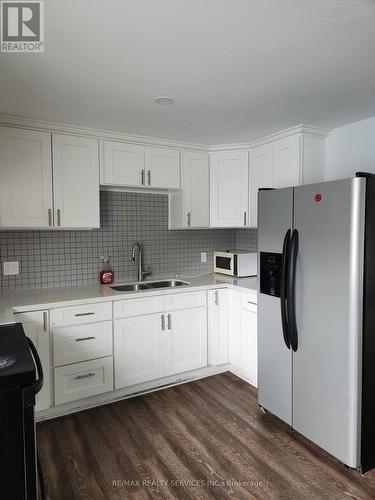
[0,273,257,325]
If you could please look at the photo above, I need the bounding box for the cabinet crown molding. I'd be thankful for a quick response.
[0,112,209,152]
[0,114,329,154]
[209,124,330,152]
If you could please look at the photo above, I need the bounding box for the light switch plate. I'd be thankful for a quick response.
[3,261,19,275]
[201,252,207,263]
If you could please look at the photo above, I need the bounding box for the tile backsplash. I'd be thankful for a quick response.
[0,191,257,290]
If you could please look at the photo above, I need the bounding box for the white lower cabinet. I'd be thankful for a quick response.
[51,303,114,405]
[229,291,258,387]
[240,301,258,387]
[114,291,208,388]
[208,289,229,366]
[114,314,165,388]
[14,310,51,412]
[55,357,113,405]
[53,321,113,367]
[165,306,207,376]
[12,287,258,414]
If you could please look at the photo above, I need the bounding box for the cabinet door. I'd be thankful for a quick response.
[52,134,100,228]
[249,144,274,228]
[241,306,258,387]
[145,147,180,189]
[228,290,242,368]
[165,306,207,376]
[273,135,301,189]
[210,151,249,227]
[170,150,209,229]
[101,140,144,187]
[208,289,229,366]
[183,151,209,228]
[114,314,165,388]
[0,127,53,228]
[14,310,51,411]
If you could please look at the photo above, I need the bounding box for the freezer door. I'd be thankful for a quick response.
[258,188,293,425]
[292,178,365,468]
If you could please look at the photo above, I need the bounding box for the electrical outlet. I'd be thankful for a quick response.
[3,261,19,276]
[201,252,207,263]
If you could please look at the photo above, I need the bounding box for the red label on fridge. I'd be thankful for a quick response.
[314,193,322,202]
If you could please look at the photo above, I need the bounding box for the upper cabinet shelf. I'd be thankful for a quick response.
[0,127,100,230]
[100,140,180,191]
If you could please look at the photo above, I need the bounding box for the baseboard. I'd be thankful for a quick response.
[229,365,257,388]
[36,364,230,422]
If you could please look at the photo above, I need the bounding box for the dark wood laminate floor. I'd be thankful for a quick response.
[37,372,375,499]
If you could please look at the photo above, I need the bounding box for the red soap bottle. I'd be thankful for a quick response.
[99,257,114,284]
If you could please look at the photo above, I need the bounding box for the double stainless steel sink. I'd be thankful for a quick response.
[110,279,190,292]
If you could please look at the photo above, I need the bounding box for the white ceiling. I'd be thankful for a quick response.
[1,0,375,144]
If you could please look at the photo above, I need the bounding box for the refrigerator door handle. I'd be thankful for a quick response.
[280,229,291,349]
[26,337,44,395]
[287,229,299,352]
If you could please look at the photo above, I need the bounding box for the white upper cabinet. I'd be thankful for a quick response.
[0,127,100,229]
[210,150,249,228]
[100,140,144,187]
[248,133,326,227]
[145,146,180,189]
[52,134,100,228]
[169,150,209,229]
[249,143,274,228]
[0,127,53,228]
[273,135,301,188]
[100,142,180,190]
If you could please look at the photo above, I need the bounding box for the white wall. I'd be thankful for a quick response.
[326,116,375,181]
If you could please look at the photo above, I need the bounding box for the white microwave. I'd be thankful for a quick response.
[214,250,257,277]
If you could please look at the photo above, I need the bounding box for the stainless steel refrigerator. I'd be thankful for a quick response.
[257,174,375,472]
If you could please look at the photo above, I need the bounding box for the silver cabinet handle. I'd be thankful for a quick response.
[187,212,191,227]
[147,170,151,186]
[75,336,96,342]
[75,372,95,380]
[167,313,171,330]
[214,290,219,306]
[57,208,61,226]
[48,209,52,226]
[248,300,257,306]
[161,314,165,331]
[141,169,145,185]
[43,311,48,332]
[244,211,247,226]
[75,312,95,317]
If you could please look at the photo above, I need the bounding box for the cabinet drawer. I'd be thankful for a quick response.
[241,293,257,312]
[54,356,113,405]
[53,321,113,367]
[114,295,164,318]
[165,291,206,311]
[51,302,112,326]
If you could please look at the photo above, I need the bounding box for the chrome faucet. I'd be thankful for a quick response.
[131,241,151,281]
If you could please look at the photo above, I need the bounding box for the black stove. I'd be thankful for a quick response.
[0,323,44,499]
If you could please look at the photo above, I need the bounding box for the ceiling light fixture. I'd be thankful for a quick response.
[153,96,175,105]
